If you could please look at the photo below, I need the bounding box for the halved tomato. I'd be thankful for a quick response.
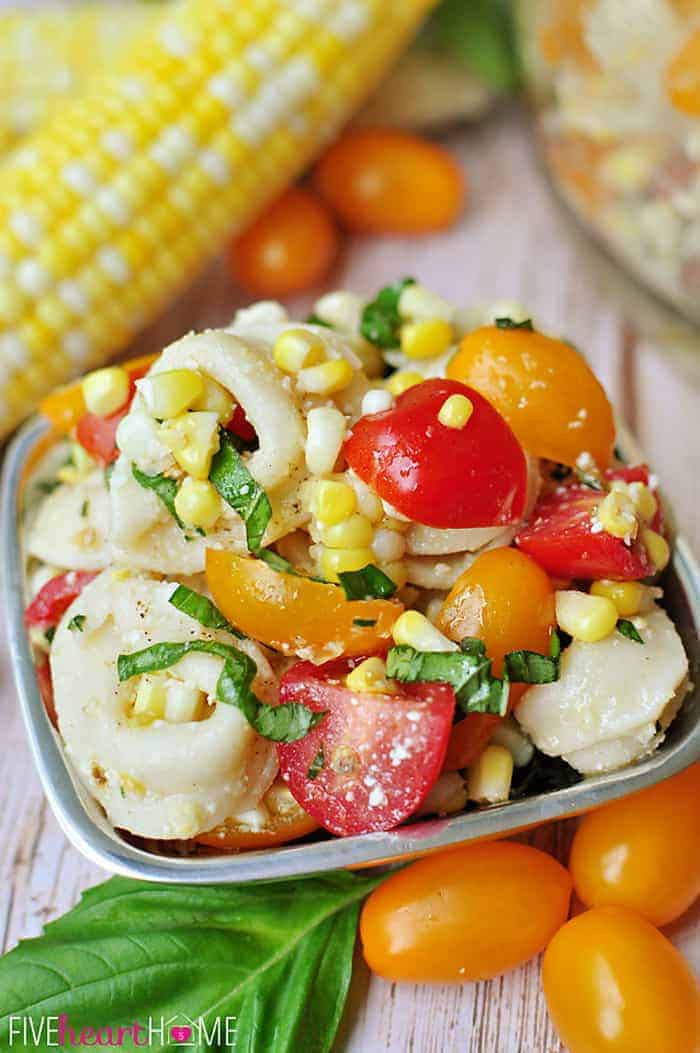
[39,353,156,434]
[25,570,98,630]
[276,658,456,836]
[75,361,152,466]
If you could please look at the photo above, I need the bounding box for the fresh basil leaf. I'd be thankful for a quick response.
[80,499,89,518]
[0,871,382,1053]
[169,583,243,638]
[338,564,397,601]
[307,747,325,780]
[504,648,559,684]
[258,547,301,576]
[550,630,562,661]
[614,444,627,464]
[617,618,644,644]
[67,614,86,633]
[574,464,605,491]
[352,618,377,627]
[306,313,333,327]
[420,0,519,91]
[459,636,487,657]
[104,463,115,488]
[45,626,56,644]
[131,464,184,528]
[36,478,60,496]
[511,750,582,799]
[495,316,534,331]
[386,644,508,715]
[210,430,272,552]
[118,639,323,743]
[360,277,415,348]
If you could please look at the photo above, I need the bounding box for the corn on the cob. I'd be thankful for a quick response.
[0,0,435,438]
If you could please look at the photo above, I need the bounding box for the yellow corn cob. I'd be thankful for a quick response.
[0,0,435,437]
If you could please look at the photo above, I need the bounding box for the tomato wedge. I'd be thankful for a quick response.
[205,550,401,663]
[276,658,456,836]
[39,353,156,434]
[516,487,654,580]
[344,379,527,529]
[25,571,98,630]
[443,713,500,771]
[74,361,153,466]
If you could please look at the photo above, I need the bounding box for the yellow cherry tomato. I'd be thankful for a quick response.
[667,29,700,115]
[570,763,700,926]
[447,325,615,468]
[360,841,572,982]
[543,906,700,1053]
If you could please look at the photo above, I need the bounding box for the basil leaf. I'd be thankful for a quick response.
[617,618,644,644]
[307,747,325,780]
[169,583,243,639]
[104,463,115,488]
[258,547,302,576]
[306,312,333,327]
[386,645,509,716]
[209,430,272,552]
[459,636,487,657]
[80,499,89,518]
[549,630,562,661]
[421,0,519,92]
[574,464,605,491]
[131,464,184,528]
[495,316,534,331]
[45,626,56,644]
[352,618,377,627]
[338,564,397,601]
[67,614,86,633]
[118,640,323,743]
[360,277,415,348]
[36,479,60,495]
[511,751,582,799]
[0,871,382,1053]
[504,648,559,684]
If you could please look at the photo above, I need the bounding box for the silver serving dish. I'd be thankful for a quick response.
[3,417,699,883]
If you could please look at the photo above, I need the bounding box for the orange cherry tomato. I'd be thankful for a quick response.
[39,353,157,434]
[205,550,401,663]
[442,712,500,771]
[666,29,700,115]
[543,906,700,1053]
[314,128,465,234]
[570,763,700,926]
[538,0,598,70]
[196,781,318,851]
[360,841,572,983]
[229,186,339,298]
[447,325,615,469]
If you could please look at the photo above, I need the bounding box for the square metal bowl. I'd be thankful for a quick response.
[3,417,699,883]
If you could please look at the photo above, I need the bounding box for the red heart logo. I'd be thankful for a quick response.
[171,1026,192,1043]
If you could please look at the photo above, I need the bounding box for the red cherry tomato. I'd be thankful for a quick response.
[36,659,57,728]
[344,379,528,529]
[75,363,149,465]
[516,486,654,580]
[25,571,98,630]
[276,657,455,836]
[226,403,257,445]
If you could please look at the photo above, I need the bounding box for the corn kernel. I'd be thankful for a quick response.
[132,674,167,722]
[297,358,354,396]
[596,489,638,540]
[159,410,220,480]
[489,716,535,768]
[82,366,130,417]
[273,328,326,374]
[391,610,458,652]
[398,283,453,322]
[190,375,235,422]
[346,657,393,694]
[305,406,347,476]
[590,579,645,617]
[642,528,670,572]
[555,590,618,643]
[467,745,513,804]
[311,479,356,525]
[140,368,204,419]
[418,772,468,816]
[628,482,658,524]
[320,545,375,582]
[361,388,394,416]
[174,477,222,530]
[313,290,364,331]
[400,318,453,360]
[438,393,473,429]
[321,513,374,549]
[385,370,424,396]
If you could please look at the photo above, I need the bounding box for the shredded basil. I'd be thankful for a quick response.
[80,499,89,518]
[257,548,301,576]
[360,277,415,348]
[504,639,560,684]
[386,644,509,716]
[104,463,115,488]
[511,750,582,799]
[495,317,534,331]
[352,618,377,627]
[36,479,60,496]
[307,747,325,780]
[131,464,183,528]
[67,614,86,633]
[306,313,333,328]
[45,626,56,644]
[617,618,644,644]
[574,464,605,491]
[168,584,243,639]
[338,564,397,601]
[209,430,271,553]
[117,640,323,743]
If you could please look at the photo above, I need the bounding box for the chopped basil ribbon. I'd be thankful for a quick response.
[36,479,60,496]
[386,643,509,716]
[338,564,397,601]
[168,584,243,639]
[494,317,534,331]
[67,614,86,633]
[305,313,333,327]
[209,430,272,553]
[80,499,89,518]
[617,618,644,644]
[307,747,325,780]
[360,277,415,348]
[504,633,562,685]
[131,465,184,528]
[117,640,324,743]
[45,626,56,644]
[574,464,605,491]
[258,548,302,576]
[352,618,377,627]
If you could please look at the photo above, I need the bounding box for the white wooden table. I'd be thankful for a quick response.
[0,109,698,1052]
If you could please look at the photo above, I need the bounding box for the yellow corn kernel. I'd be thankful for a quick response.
[321,513,374,549]
[437,393,473,429]
[590,579,645,617]
[313,290,364,331]
[400,318,453,360]
[642,527,670,572]
[380,560,408,589]
[391,610,457,652]
[273,328,326,374]
[385,370,424,396]
[191,375,235,423]
[132,674,167,723]
[140,368,204,420]
[467,745,514,804]
[312,479,356,526]
[297,358,354,396]
[555,590,618,643]
[81,366,130,417]
[398,283,453,322]
[320,545,375,582]
[596,489,638,540]
[174,477,222,530]
[159,410,220,480]
[346,657,394,694]
[628,482,658,524]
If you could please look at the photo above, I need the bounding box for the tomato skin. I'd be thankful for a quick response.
[442,712,500,771]
[74,361,150,465]
[39,353,156,434]
[344,379,528,530]
[229,186,339,298]
[516,486,654,580]
[570,764,700,926]
[543,907,700,1053]
[447,324,614,469]
[25,571,98,630]
[277,658,455,836]
[361,841,572,982]
[314,128,464,234]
